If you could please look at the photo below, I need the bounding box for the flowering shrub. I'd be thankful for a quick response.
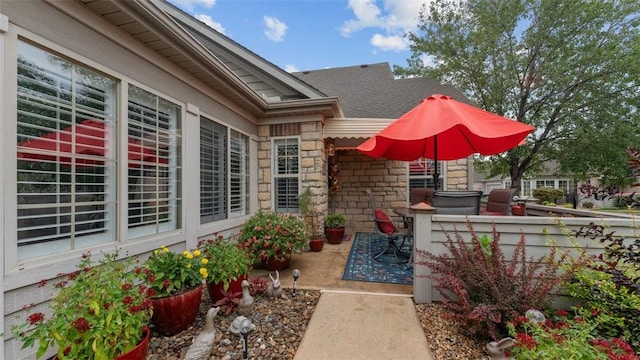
[12,251,152,359]
[507,308,639,359]
[138,245,207,298]
[198,234,252,290]
[239,210,309,261]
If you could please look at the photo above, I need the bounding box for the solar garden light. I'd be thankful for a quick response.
[240,317,253,360]
[292,268,300,297]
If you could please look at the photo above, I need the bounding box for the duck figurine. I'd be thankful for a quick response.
[237,279,254,316]
[183,307,220,360]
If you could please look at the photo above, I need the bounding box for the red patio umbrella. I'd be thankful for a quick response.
[17,119,163,167]
[357,94,535,189]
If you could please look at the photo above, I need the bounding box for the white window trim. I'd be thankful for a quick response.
[4,30,186,289]
[271,136,301,212]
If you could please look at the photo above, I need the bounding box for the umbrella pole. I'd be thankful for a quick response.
[433,136,439,190]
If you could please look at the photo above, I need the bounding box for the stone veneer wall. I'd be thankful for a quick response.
[256,121,328,223]
[328,149,469,234]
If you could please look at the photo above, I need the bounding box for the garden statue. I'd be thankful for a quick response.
[237,279,254,316]
[184,307,220,360]
[485,337,514,360]
[266,271,283,299]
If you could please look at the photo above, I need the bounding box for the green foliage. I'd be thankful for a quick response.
[297,187,322,236]
[198,235,252,291]
[507,308,638,359]
[139,246,206,297]
[324,213,346,229]
[532,188,564,204]
[239,210,309,261]
[13,251,152,359]
[396,0,640,191]
[566,222,640,351]
[414,221,585,340]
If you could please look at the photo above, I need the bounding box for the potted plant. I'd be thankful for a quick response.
[297,187,325,252]
[239,210,309,271]
[198,235,253,302]
[12,251,153,360]
[324,213,346,244]
[138,246,207,336]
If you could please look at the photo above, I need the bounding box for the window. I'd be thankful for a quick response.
[273,138,299,212]
[15,41,182,259]
[16,41,117,259]
[408,158,442,190]
[200,118,249,223]
[522,180,532,196]
[127,85,181,238]
[535,180,555,189]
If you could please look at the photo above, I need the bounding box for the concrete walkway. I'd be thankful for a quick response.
[251,238,433,360]
[293,290,434,360]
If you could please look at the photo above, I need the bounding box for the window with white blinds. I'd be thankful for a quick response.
[127,85,181,238]
[15,41,183,259]
[273,138,299,213]
[16,41,117,259]
[408,158,442,190]
[200,118,249,224]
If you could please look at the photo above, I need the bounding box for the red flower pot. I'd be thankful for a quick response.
[325,227,345,244]
[261,252,292,271]
[309,237,325,252]
[53,327,150,360]
[206,274,248,302]
[150,285,202,336]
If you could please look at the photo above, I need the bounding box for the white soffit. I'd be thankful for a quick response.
[323,118,394,139]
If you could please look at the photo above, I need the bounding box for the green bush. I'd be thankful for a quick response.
[532,188,564,203]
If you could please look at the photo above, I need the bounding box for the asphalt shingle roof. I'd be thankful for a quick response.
[292,62,471,119]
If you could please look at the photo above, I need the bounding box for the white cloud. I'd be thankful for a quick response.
[284,64,299,73]
[169,0,216,12]
[341,0,431,52]
[370,33,409,51]
[263,16,287,42]
[194,14,226,34]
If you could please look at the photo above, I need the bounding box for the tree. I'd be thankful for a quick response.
[395,0,640,191]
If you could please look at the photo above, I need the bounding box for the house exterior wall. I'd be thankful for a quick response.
[328,150,469,234]
[1,2,274,358]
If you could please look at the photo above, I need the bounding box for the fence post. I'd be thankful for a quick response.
[412,202,435,303]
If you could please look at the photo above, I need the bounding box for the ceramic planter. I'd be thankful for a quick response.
[150,285,202,336]
[325,227,345,244]
[261,251,292,271]
[309,237,325,252]
[207,273,248,302]
[53,327,150,360]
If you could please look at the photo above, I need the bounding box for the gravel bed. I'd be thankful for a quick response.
[146,288,488,359]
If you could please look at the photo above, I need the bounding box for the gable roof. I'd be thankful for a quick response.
[71,0,341,120]
[292,63,470,119]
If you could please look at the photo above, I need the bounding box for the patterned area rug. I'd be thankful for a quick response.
[342,232,413,285]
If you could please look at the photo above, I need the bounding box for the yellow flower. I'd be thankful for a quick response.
[193,249,201,257]
[201,258,209,265]
[182,250,189,256]
[162,246,169,253]
[185,252,193,259]
[199,268,208,278]
[154,249,159,255]
[186,263,192,269]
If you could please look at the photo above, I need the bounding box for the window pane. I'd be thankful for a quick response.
[127,85,181,237]
[200,118,227,223]
[274,138,299,213]
[16,41,116,259]
[408,158,442,192]
[229,130,248,216]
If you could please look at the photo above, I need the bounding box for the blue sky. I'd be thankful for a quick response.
[167,0,430,73]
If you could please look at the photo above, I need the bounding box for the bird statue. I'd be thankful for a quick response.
[228,315,256,335]
[237,279,254,316]
[183,307,220,360]
[266,270,283,299]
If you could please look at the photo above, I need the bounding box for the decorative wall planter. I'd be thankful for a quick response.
[207,273,248,302]
[150,285,202,336]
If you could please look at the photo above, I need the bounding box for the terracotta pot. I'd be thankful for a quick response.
[511,204,525,216]
[261,252,292,271]
[52,327,150,360]
[150,285,202,336]
[325,227,345,244]
[206,273,248,303]
[309,237,325,252]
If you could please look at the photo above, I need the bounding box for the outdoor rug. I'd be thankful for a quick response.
[342,232,413,285]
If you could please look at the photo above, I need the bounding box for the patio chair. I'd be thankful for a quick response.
[410,188,435,205]
[480,188,517,216]
[365,189,410,264]
[432,190,483,215]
